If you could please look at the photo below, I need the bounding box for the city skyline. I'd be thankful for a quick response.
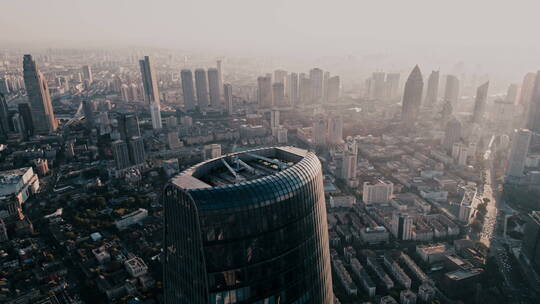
[2,2,540,303]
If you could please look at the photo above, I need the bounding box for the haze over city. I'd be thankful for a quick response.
[1,1,540,304]
[3,0,540,80]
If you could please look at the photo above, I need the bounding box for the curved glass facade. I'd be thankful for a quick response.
[164,147,333,304]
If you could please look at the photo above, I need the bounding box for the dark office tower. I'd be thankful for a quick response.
[401,65,424,127]
[112,140,130,169]
[139,56,160,105]
[82,100,94,129]
[223,83,233,115]
[527,71,540,133]
[257,76,273,108]
[471,81,489,124]
[0,78,8,95]
[118,114,141,140]
[289,72,299,105]
[522,211,540,271]
[23,54,57,133]
[163,147,334,304]
[310,68,324,103]
[195,69,209,109]
[82,65,93,84]
[181,69,196,111]
[207,68,220,107]
[0,93,9,137]
[424,70,440,105]
[128,136,146,165]
[444,75,460,106]
[443,117,462,152]
[519,72,536,107]
[17,103,34,137]
[327,76,340,103]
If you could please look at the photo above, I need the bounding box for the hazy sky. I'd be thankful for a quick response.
[3,0,540,78]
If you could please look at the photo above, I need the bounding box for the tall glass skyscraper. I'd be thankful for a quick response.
[23,54,57,133]
[163,147,334,304]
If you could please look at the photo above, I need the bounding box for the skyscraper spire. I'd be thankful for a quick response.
[401,65,424,127]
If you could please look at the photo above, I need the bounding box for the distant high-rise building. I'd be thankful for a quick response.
[139,56,160,105]
[443,117,462,152]
[441,99,453,123]
[257,76,272,108]
[506,83,519,104]
[270,109,280,130]
[310,68,324,103]
[424,71,440,105]
[128,136,146,165]
[23,54,57,133]
[370,72,387,100]
[392,212,413,240]
[444,75,460,106]
[327,115,343,145]
[207,68,220,107]
[471,81,489,124]
[340,150,357,180]
[202,143,221,160]
[17,103,33,137]
[327,76,340,103]
[299,74,312,104]
[519,72,536,107]
[363,181,393,204]
[274,69,287,84]
[82,100,94,129]
[223,83,233,115]
[195,69,209,109]
[163,147,334,303]
[150,102,162,130]
[506,128,532,178]
[272,82,285,106]
[216,60,223,97]
[313,114,327,146]
[167,131,182,150]
[323,71,330,103]
[0,78,9,95]
[401,65,424,127]
[0,93,9,137]
[112,140,130,169]
[522,211,540,272]
[181,69,196,111]
[526,71,540,133]
[289,72,299,105]
[82,65,93,84]
[385,73,400,100]
[118,114,141,140]
[120,84,130,102]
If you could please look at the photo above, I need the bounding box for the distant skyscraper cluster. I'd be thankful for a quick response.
[112,113,146,170]
[365,72,400,101]
[180,61,225,113]
[257,68,340,108]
